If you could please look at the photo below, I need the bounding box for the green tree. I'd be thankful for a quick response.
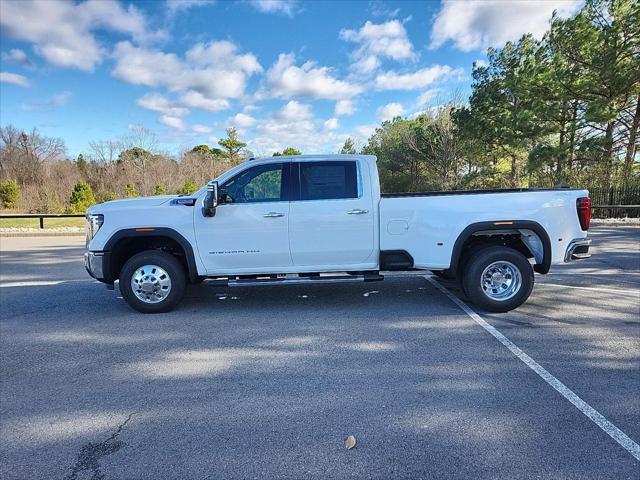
[154,184,167,195]
[548,0,640,188]
[273,147,302,156]
[118,147,151,164]
[455,35,545,187]
[0,180,20,208]
[75,153,87,175]
[218,128,247,164]
[190,145,225,156]
[68,181,96,213]
[340,138,357,154]
[176,179,199,195]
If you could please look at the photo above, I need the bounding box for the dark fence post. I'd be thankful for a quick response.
[39,217,44,229]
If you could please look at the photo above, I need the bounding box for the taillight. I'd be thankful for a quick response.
[576,197,591,231]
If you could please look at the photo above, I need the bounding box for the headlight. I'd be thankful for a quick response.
[85,214,104,243]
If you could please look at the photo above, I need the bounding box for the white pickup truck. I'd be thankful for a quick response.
[85,154,592,313]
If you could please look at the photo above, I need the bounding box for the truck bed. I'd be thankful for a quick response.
[381,188,581,198]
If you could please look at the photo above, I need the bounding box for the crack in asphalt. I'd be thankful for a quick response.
[64,413,134,480]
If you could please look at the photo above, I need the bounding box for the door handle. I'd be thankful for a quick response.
[263,212,285,218]
[347,209,369,215]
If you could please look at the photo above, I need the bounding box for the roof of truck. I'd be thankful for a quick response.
[247,154,377,162]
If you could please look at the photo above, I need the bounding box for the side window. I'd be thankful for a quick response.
[299,161,358,200]
[221,163,284,203]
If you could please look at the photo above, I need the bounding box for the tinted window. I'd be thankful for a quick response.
[221,163,284,203]
[299,161,358,200]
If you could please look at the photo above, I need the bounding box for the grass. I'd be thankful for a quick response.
[0,217,85,229]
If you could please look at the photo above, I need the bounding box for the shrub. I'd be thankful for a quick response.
[0,180,20,208]
[176,179,198,195]
[124,183,138,198]
[154,184,167,195]
[68,181,96,213]
[50,191,65,213]
[97,191,118,203]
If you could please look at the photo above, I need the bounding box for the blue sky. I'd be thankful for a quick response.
[0,0,582,157]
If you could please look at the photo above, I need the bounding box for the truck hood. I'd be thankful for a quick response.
[88,195,178,213]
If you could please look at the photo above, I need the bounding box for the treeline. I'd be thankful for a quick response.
[361,0,639,192]
[0,125,251,212]
[0,0,637,213]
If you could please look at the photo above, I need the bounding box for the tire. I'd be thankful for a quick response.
[120,250,186,313]
[462,246,534,313]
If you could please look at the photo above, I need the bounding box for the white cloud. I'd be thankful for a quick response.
[0,72,30,88]
[276,100,312,122]
[230,113,257,128]
[374,65,462,90]
[192,124,214,133]
[21,91,71,111]
[430,0,582,52]
[137,93,189,116]
[324,118,339,130]
[1,48,32,67]
[340,20,415,74]
[264,53,363,100]
[353,124,377,142]
[185,40,262,75]
[474,59,488,68]
[248,102,345,155]
[179,91,230,112]
[0,0,161,71]
[376,102,404,121]
[113,40,261,112]
[369,1,400,19]
[166,0,213,14]
[416,88,440,107]
[335,99,356,116]
[249,0,298,17]
[159,115,185,130]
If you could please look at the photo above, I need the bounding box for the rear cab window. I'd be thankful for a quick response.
[297,161,359,201]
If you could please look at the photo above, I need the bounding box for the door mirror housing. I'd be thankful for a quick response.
[203,180,219,217]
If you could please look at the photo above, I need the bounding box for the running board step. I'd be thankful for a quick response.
[226,274,383,287]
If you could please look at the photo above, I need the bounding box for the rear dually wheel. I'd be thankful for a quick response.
[462,246,534,313]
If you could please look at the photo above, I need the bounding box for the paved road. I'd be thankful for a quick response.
[1,227,638,479]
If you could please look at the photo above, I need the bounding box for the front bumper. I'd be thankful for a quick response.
[84,251,105,280]
[564,238,592,262]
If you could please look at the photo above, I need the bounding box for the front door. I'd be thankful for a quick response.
[194,162,292,274]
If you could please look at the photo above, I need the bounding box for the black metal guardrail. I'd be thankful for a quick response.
[589,186,640,218]
[0,213,85,229]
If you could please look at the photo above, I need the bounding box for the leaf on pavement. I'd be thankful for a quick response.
[345,435,356,450]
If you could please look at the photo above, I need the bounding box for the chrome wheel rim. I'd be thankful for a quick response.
[480,261,522,301]
[131,264,172,304]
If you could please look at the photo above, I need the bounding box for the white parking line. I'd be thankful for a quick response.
[0,279,92,288]
[425,275,640,462]
[536,283,640,296]
[548,272,640,276]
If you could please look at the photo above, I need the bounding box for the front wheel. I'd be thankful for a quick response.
[120,250,186,313]
[462,246,534,313]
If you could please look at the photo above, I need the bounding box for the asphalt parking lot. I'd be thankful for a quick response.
[1,226,638,479]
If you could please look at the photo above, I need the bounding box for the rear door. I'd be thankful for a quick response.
[288,160,376,267]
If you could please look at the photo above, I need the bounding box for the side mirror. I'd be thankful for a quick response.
[203,180,218,217]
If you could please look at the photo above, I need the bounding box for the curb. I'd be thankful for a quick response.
[0,232,85,237]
